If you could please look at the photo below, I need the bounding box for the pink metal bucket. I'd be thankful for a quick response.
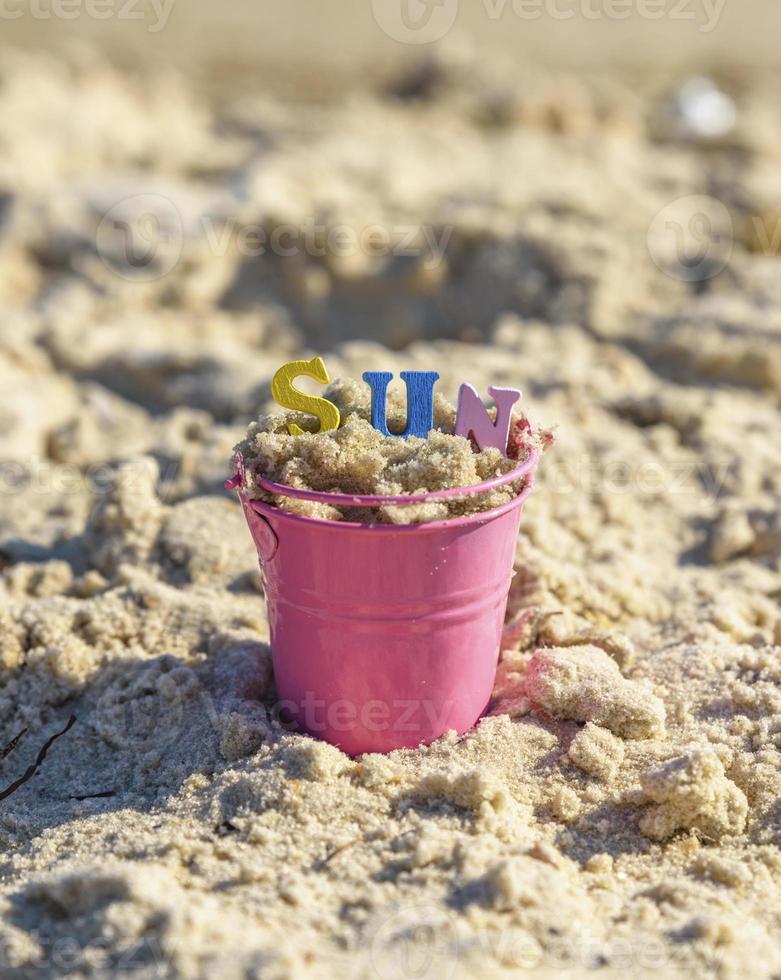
[232,450,537,756]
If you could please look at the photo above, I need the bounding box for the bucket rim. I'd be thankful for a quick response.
[243,468,536,532]
[253,447,537,508]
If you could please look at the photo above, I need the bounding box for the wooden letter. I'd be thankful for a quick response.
[271,357,341,436]
[455,384,520,454]
[362,371,440,438]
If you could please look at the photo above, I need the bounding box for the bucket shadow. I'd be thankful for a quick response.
[218,228,565,350]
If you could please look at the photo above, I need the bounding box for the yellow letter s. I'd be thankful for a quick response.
[271,357,341,436]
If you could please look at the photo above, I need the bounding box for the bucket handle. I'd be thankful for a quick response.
[250,448,537,508]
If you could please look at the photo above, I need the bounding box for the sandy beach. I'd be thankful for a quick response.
[0,13,780,978]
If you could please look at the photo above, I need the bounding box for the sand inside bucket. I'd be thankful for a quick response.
[233,378,551,523]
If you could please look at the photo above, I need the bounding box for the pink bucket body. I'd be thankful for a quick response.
[237,454,536,756]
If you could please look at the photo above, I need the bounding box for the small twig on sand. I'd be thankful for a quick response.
[314,838,360,870]
[70,790,116,801]
[0,716,76,803]
[1,727,28,760]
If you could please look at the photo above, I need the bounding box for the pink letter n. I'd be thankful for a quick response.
[455,384,521,455]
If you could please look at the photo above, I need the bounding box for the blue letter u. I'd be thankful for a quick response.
[362,371,440,438]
